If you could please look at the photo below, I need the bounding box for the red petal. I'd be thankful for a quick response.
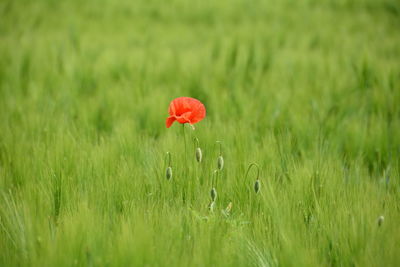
[189,102,206,124]
[176,112,192,124]
[166,116,176,128]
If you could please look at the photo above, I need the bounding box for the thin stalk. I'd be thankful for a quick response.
[216,141,222,155]
[194,137,200,149]
[212,170,218,188]
[244,163,260,187]
[165,152,171,167]
[182,124,187,166]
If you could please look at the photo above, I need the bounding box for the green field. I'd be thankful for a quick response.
[1,0,400,266]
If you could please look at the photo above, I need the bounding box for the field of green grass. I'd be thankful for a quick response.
[1,0,400,266]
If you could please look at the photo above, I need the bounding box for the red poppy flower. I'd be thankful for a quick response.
[166,97,206,128]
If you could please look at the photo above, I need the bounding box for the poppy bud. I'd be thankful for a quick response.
[166,167,172,180]
[217,156,224,170]
[377,215,384,226]
[210,187,217,201]
[254,179,260,193]
[195,147,202,163]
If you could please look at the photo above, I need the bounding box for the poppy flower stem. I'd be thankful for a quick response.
[182,124,188,173]
[182,123,186,153]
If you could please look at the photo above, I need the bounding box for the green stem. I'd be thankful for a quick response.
[216,141,222,155]
[182,124,187,167]
[165,152,171,167]
[194,137,200,149]
[212,170,218,188]
[244,163,260,187]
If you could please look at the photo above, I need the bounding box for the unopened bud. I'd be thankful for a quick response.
[254,179,260,193]
[166,167,172,180]
[377,215,384,226]
[210,187,217,201]
[195,147,202,163]
[217,156,224,170]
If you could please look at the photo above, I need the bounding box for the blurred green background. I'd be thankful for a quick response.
[1,0,399,266]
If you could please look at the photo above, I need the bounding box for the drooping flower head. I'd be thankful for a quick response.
[166,97,206,128]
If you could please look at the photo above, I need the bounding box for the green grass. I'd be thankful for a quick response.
[1,0,400,266]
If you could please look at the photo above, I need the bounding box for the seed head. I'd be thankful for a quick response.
[377,215,384,227]
[254,179,260,193]
[217,156,224,170]
[195,147,202,163]
[210,187,217,201]
[166,167,172,180]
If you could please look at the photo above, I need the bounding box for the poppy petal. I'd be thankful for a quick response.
[187,101,205,123]
[171,97,190,116]
[166,116,176,128]
[176,112,192,124]
[168,101,176,116]
[189,105,206,124]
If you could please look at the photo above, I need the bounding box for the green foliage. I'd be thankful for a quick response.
[1,0,399,266]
